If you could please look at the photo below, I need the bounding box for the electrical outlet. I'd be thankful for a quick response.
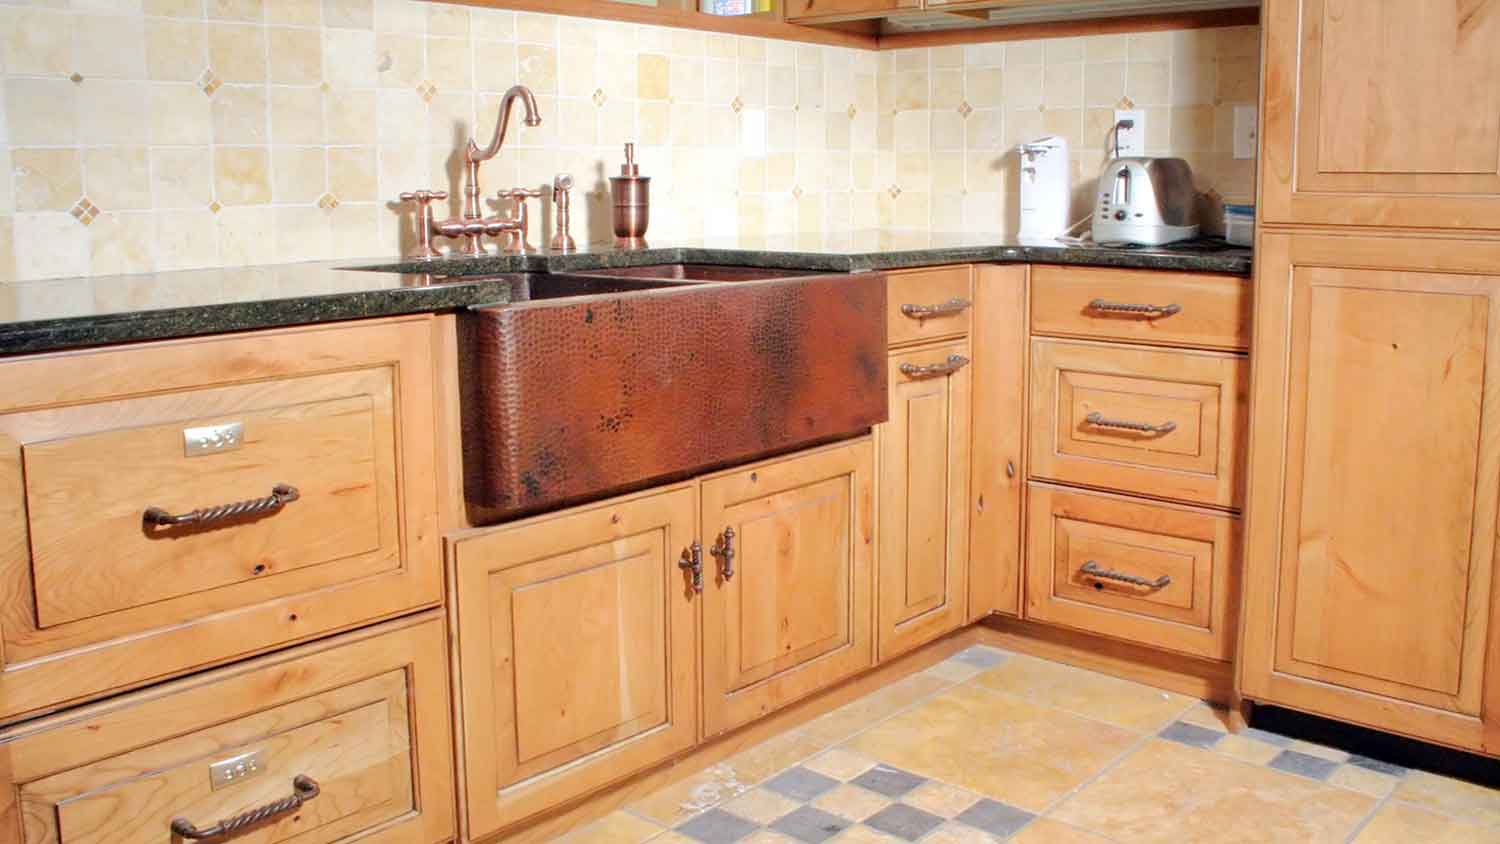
[1233,106,1258,159]
[1113,109,1144,157]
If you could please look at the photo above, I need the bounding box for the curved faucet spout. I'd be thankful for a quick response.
[468,84,541,164]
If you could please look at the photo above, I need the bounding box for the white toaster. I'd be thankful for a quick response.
[1092,157,1201,246]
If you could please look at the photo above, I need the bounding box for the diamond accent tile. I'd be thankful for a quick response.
[198,68,221,97]
[319,81,331,93]
[1268,749,1340,781]
[1348,755,1409,777]
[850,765,926,798]
[731,95,743,113]
[317,192,340,210]
[864,804,944,841]
[207,200,223,214]
[1116,95,1136,109]
[676,809,760,844]
[69,72,84,84]
[846,104,856,119]
[954,799,1035,838]
[956,101,973,118]
[764,767,839,802]
[791,186,804,200]
[769,806,850,844]
[950,646,1006,669]
[69,197,99,226]
[887,185,902,200]
[416,80,437,102]
[1159,721,1226,749]
[593,88,608,107]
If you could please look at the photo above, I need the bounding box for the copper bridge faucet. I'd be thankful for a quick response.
[398,84,543,259]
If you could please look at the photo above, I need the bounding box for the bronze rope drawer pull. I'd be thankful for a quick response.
[899,355,970,380]
[1081,561,1171,590]
[1084,411,1177,435]
[1087,298,1182,318]
[900,297,971,320]
[170,775,320,840]
[144,484,301,529]
[680,542,703,593]
[712,527,736,581]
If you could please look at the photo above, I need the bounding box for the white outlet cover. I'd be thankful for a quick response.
[1113,109,1145,157]
[1233,106,1258,160]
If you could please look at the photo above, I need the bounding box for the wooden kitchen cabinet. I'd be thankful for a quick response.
[1260,0,1500,229]
[784,0,919,22]
[1241,233,1500,754]
[449,485,700,841]
[877,340,971,659]
[701,439,876,737]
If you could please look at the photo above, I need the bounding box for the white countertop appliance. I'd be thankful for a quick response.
[1091,157,1200,246]
[1017,136,1071,241]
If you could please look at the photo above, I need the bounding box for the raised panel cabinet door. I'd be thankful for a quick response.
[1242,233,1500,754]
[1261,0,1500,228]
[700,439,876,737]
[969,264,1028,619]
[449,485,699,841]
[0,317,442,725]
[877,340,971,659]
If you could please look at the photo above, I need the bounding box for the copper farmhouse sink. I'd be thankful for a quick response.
[457,270,887,522]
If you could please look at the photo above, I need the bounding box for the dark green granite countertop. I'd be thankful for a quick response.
[0,232,1251,356]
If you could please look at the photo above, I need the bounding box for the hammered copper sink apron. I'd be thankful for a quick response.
[457,270,888,522]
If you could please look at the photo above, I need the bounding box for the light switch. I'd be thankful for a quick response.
[1112,109,1144,157]
[1233,106,1258,160]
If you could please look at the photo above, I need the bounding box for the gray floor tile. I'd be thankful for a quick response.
[676,808,761,844]
[1348,755,1408,777]
[1268,749,1340,781]
[850,764,927,798]
[951,646,1009,669]
[954,798,1035,838]
[764,767,841,802]
[1243,727,1295,747]
[770,806,851,843]
[1159,721,1226,749]
[863,803,945,841]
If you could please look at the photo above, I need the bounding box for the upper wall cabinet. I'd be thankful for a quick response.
[785,0,919,22]
[1261,0,1500,229]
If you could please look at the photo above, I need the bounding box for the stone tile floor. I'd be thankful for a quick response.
[549,647,1500,843]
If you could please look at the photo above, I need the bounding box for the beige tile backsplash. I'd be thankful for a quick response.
[0,0,1259,283]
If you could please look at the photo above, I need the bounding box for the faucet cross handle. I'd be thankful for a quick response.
[398,189,451,259]
[496,188,543,254]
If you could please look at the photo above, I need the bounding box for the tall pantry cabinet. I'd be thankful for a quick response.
[1240,0,1500,754]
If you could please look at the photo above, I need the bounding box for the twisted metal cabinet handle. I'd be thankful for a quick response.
[900,355,970,380]
[680,542,703,593]
[1081,561,1171,590]
[900,298,971,320]
[712,527,736,581]
[1084,411,1176,435]
[170,775,320,840]
[144,484,300,529]
[1087,298,1181,318]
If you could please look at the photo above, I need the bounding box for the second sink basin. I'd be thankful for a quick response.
[571,263,826,282]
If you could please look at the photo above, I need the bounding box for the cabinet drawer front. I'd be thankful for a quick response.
[1025,485,1239,660]
[1029,339,1248,507]
[451,486,699,840]
[1030,266,1251,351]
[888,266,973,346]
[0,319,442,724]
[1,614,454,844]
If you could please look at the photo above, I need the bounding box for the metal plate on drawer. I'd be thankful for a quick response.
[209,749,267,790]
[184,421,244,456]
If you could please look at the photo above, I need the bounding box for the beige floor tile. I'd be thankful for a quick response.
[722,788,803,824]
[1176,702,1234,733]
[925,821,1006,843]
[1213,733,1284,766]
[628,764,753,826]
[1353,800,1493,843]
[1287,739,1350,763]
[924,659,986,683]
[904,780,981,817]
[554,811,663,844]
[801,673,952,746]
[844,684,1138,812]
[646,833,697,844]
[721,729,830,784]
[1328,764,1400,798]
[1394,771,1500,828]
[970,654,1194,733]
[813,783,894,821]
[1051,739,1375,843]
[1012,818,1114,843]
[832,825,903,843]
[803,747,879,781]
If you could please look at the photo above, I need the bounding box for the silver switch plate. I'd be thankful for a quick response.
[184,421,244,457]
[209,749,266,790]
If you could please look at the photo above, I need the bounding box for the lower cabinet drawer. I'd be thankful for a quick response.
[0,612,455,844]
[1025,484,1239,661]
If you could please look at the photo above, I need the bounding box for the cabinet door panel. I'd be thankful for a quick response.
[451,486,698,840]
[878,340,970,658]
[1242,233,1500,753]
[701,440,875,737]
[1262,0,1500,228]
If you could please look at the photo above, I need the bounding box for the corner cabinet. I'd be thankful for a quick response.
[1240,232,1500,754]
[1260,0,1500,229]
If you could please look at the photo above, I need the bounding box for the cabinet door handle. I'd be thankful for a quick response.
[899,354,970,380]
[1082,561,1171,590]
[1084,411,1176,435]
[144,484,300,530]
[900,297,971,320]
[711,527,736,580]
[679,542,703,593]
[1087,298,1181,318]
[170,775,320,840]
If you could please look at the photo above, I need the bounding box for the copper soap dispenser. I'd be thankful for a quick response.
[610,143,650,245]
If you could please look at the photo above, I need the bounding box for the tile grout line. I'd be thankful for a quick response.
[1342,790,1394,844]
